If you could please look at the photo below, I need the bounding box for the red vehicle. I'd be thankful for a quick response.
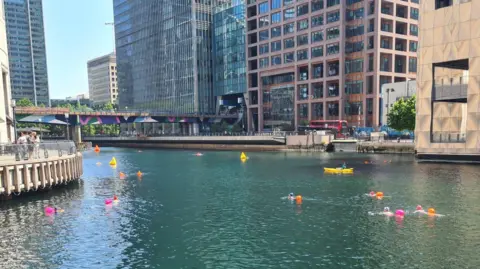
[309,120,349,137]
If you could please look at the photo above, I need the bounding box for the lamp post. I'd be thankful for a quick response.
[65,113,69,141]
[11,99,17,142]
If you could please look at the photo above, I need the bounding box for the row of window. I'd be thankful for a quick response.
[258,0,326,15]
[258,46,327,68]
[259,33,325,54]
[258,8,340,28]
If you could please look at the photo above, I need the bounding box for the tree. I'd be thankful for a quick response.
[16,98,33,107]
[387,95,416,131]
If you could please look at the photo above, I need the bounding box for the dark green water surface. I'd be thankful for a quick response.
[1,148,480,269]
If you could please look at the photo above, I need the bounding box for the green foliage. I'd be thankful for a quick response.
[231,124,243,133]
[387,95,416,131]
[210,122,229,133]
[17,98,34,107]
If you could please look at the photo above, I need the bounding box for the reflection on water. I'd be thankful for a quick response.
[1,149,480,268]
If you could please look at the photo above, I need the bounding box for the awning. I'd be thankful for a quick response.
[18,115,68,125]
[134,116,158,123]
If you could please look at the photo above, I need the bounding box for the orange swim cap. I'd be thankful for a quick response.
[376,192,384,197]
[295,195,302,204]
[428,208,435,214]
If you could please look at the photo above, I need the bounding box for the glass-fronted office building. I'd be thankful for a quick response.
[4,0,49,106]
[113,0,216,114]
[212,1,247,117]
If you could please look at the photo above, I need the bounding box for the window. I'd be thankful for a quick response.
[345,80,363,94]
[259,16,270,27]
[436,0,452,10]
[366,98,373,115]
[297,4,309,16]
[346,7,364,21]
[409,41,418,52]
[346,25,364,38]
[271,26,281,38]
[367,76,374,94]
[326,27,340,40]
[259,44,269,54]
[326,43,339,55]
[259,2,269,14]
[410,7,419,20]
[298,85,309,101]
[312,15,323,28]
[259,30,269,41]
[327,11,340,23]
[409,57,417,72]
[297,19,308,31]
[410,24,418,36]
[284,52,295,63]
[260,57,269,68]
[283,23,294,35]
[312,46,324,58]
[327,0,340,8]
[284,37,295,48]
[271,0,281,10]
[297,34,308,46]
[345,59,364,74]
[313,64,323,78]
[369,1,375,15]
[345,41,364,53]
[313,84,323,99]
[271,12,281,24]
[272,55,282,65]
[368,54,374,71]
[312,31,323,43]
[297,49,308,61]
[283,0,294,6]
[312,0,324,12]
[271,40,282,52]
[284,8,295,21]
[345,101,363,115]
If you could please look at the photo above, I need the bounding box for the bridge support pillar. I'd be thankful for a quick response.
[70,125,82,143]
[193,123,199,135]
[188,123,193,135]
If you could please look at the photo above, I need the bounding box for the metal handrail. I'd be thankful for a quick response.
[0,141,76,161]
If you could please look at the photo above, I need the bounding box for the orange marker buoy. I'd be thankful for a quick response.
[137,171,143,177]
[119,172,126,179]
[94,145,100,153]
[376,192,384,199]
[428,208,435,215]
[295,195,303,204]
[364,161,369,164]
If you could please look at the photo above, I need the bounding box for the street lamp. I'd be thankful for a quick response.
[11,99,17,142]
[65,113,70,141]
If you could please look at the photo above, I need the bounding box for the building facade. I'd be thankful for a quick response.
[114,0,226,114]
[4,0,49,106]
[380,80,416,126]
[245,0,419,131]
[213,1,247,118]
[87,53,117,106]
[415,0,479,161]
[0,0,14,142]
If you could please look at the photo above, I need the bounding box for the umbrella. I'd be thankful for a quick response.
[18,115,68,125]
[134,116,158,123]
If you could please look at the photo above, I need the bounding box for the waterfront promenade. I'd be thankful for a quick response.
[0,141,83,198]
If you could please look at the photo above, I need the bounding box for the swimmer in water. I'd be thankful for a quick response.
[288,193,295,201]
[54,207,64,213]
[368,191,376,197]
[413,205,427,214]
[379,207,394,217]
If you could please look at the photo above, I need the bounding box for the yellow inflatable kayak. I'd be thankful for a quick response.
[324,167,354,174]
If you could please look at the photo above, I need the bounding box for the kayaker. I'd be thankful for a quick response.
[341,162,347,169]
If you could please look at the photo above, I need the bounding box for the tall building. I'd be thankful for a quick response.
[415,0,478,161]
[245,0,419,131]
[114,0,224,114]
[87,53,117,106]
[4,0,49,106]
[0,0,14,142]
[212,1,247,117]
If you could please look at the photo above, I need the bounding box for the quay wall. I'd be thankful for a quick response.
[0,153,83,197]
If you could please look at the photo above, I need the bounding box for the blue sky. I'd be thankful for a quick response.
[43,0,114,99]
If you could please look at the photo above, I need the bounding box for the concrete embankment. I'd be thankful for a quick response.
[357,141,415,153]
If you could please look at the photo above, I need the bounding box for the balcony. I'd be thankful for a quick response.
[433,76,468,101]
[396,22,408,35]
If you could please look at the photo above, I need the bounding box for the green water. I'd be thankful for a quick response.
[1,149,480,268]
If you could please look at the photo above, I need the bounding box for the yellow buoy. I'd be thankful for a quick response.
[109,157,117,166]
[94,145,100,153]
[240,152,247,160]
[137,171,143,177]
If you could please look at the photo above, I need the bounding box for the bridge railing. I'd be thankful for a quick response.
[86,131,295,138]
[0,141,76,162]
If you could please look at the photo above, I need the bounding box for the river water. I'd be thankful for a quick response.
[1,149,480,269]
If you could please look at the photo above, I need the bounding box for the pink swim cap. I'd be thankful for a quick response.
[395,209,405,216]
[416,205,422,210]
[369,191,375,196]
[105,199,113,205]
[45,207,54,214]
